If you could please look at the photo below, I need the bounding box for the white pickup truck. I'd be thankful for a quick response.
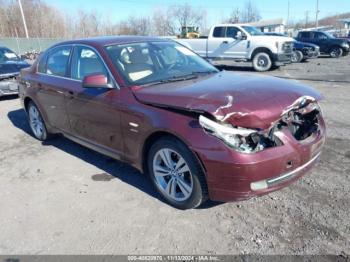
[176,24,294,72]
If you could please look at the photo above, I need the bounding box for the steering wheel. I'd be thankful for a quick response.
[167,53,188,71]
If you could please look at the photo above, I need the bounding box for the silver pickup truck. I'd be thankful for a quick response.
[176,24,294,71]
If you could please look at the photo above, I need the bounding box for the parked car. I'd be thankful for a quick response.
[265,32,320,63]
[18,37,325,209]
[0,46,30,97]
[176,24,294,72]
[295,31,349,58]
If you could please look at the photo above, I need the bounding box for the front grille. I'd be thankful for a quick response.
[282,42,293,53]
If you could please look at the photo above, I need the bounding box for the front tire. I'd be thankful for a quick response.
[291,50,303,63]
[329,47,343,58]
[147,137,208,209]
[252,52,272,72]
[27,102,49,141]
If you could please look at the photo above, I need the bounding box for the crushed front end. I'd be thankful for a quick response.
[0,74,19,97]
[196,96,326,202]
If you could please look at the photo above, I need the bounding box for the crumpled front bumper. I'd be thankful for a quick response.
[194,117,326,202]
[303,47,320,59]
[0,79,19,96]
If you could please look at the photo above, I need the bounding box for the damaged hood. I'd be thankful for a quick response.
[131,71,322,130]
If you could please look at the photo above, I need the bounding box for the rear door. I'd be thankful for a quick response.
[207,26,248,59]
[64,45,123,154]
[35,45,72,131]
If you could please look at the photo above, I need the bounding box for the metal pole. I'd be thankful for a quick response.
[18,0,29,38]
[316,0,320,29]
[287,0,290,27]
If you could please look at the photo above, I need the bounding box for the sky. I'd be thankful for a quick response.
[46,0,350,27]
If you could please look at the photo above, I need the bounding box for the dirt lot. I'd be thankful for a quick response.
[0,55,349,255]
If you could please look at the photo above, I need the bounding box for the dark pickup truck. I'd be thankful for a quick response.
[0,46,30,97]
[295,31,349,58]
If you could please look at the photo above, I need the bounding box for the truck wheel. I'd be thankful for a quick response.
[252,52,272,72]
[291,50,303,63]
[329,47,343,58]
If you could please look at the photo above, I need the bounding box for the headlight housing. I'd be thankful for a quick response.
[199,115,278,154]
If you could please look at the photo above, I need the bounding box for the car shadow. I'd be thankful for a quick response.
[7,108,223,210]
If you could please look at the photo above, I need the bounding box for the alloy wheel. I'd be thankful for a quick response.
[152,148,193,202]
[29,105,44,139]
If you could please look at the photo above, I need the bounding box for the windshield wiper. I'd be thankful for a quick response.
[141,70,218,86]
[191,70,218,75]
[142,74,199,86]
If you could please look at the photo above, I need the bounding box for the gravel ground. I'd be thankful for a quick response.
[0,55,349,256]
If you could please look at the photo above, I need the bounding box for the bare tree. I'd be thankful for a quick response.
[151,8,177,36]
[115,16,151,36]
[0,1,207,38]
[241,0,261,23]
[225,7,241,23]
[168,4,206,35]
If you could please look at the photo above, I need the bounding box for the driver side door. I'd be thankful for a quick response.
[64,45,123,155]
[207,26,248,59]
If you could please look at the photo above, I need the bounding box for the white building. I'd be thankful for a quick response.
[247,18,285,33]
[339,19,350,36]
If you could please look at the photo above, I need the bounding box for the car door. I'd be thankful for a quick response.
[207,26,248,59]
[64,45,123,154]
[314,32,329,53]
[298,31,313,44]
[35,45,72,132]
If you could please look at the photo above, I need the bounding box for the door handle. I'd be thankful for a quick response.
[222,41,228,44]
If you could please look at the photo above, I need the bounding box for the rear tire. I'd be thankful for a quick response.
[329,47,343,58]
[147,137,208,209]
[27,101,50,141]
[252,52,272,72]
[291,50,303,63]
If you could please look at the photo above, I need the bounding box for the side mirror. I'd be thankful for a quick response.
[236,32,247,40]
[82,74,109,88]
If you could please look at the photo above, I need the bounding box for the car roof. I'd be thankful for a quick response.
[214,24,247,27]
[54,36,167,49]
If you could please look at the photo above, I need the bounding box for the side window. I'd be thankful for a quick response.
[300,32,311,38]
[117,44,154,81]
[315,32,327,39]
[213,27,226,38]
[71,46,108,80]
[38,52,48,73]
[226,27,239,38]
[46,46,71,77]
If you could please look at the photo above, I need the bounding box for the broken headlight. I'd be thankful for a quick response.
[199,115,277,153]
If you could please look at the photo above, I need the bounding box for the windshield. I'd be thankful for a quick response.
[241,26,264,36]
[105,41,218,86]
[0,48,20,63]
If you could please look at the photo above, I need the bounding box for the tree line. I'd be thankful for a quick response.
[0,0,264,38]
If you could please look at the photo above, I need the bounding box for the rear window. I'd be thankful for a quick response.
[213,27,226,38]
[38,53,48,73]
[46,46,71,77]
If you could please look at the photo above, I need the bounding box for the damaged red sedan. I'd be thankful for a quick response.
[18,37,326,209]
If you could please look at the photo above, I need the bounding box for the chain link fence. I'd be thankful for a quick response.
[0,37,66,55]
